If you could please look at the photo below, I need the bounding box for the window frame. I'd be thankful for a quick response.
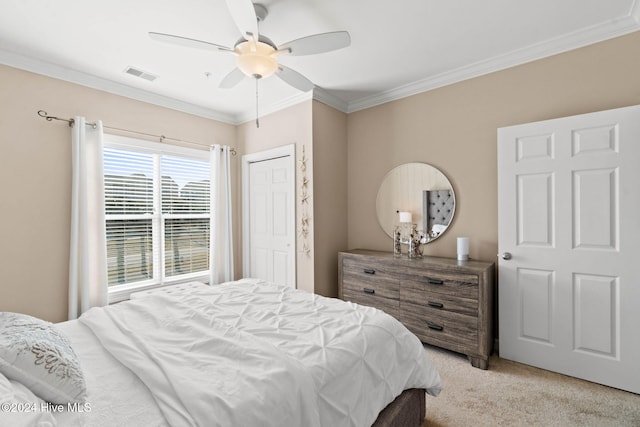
[104,134,211,303]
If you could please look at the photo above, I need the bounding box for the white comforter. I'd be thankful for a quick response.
[79,279,441,427]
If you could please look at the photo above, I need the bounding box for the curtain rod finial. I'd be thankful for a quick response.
[37,109,74,126]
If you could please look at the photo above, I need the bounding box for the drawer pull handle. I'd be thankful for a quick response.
[363,269,376,275]
[363,288,375,294]
[427,323,444,331]
[427,301,443,309]
[428,278,444,285]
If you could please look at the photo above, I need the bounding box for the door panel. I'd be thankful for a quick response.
[518,268,553,343]
[273,251,289,285]
[517,173,554,246]
[254,247,268,278]
[573,168,617,250]
[573,273,618,357]
[498,104,640,394]
[272,191,288,236]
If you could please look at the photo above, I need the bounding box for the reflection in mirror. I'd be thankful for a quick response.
[376,163,455,243]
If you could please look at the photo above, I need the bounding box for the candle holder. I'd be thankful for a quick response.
[408,228,424,258]
[393,225,402,257]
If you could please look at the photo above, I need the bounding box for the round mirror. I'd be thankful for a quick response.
[376,163,455,243]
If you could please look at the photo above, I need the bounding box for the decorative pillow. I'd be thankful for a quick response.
[0,312,87,404]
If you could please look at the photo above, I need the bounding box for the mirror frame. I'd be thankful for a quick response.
[375,162,456,243]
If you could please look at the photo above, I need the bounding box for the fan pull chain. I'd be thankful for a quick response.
[255,77,260,128]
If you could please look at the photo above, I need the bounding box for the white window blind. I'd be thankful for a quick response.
[161,155,210,278]
[104,142,210,290]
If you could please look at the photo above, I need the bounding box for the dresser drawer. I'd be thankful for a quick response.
[400,305,478,351]
[342,289,401,319]
[400,290,477,317]
[342,278,400,316]
[341,258,399,300]
[400,268,478,300]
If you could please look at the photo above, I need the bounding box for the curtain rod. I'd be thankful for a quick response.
[37,110,236,155]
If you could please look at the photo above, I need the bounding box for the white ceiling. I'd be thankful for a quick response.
[1,0,639,124]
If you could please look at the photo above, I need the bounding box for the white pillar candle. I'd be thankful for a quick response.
[399,211,413,223]
[457,237,469,261]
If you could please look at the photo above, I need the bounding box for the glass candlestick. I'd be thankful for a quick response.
[393,225,402,257]
[408,227,424,259]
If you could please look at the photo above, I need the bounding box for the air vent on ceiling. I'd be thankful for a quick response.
[124,66,158,82]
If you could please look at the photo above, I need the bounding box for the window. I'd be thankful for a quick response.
[104,135,210,299]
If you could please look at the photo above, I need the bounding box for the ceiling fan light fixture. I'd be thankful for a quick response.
[150,1,350,97]
[236,40,278,79]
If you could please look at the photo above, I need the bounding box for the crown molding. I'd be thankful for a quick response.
[0,48,238,124]
[311,87,349,113]
[4,7,639,122]
[0,48,319,126]
[346,11,640,113]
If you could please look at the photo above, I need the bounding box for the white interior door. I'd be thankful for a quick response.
[242,145,296,288]
[497,104,640,394]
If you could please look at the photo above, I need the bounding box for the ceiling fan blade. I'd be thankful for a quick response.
[219,68,246,89]
[225,0,259,43]
[276,65,315,92]
[279,31,351,56]
[149,32,233,52]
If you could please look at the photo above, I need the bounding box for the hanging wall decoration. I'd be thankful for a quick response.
[299,146,311,256]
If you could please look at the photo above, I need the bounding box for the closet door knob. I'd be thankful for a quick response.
[499,252,512,260]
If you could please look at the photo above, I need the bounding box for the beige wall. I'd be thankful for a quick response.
[0,64,236,322]
[312,101,348,297]
[3,30,640,323]
[236,101,315,292]
[347,30,640,263]
[236,100,348,297]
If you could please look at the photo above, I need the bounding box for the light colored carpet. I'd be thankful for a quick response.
[422,345,640,427]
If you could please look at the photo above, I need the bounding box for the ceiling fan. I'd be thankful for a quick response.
[149,0,351,93]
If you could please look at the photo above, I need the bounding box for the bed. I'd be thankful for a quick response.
[0,278,442,427]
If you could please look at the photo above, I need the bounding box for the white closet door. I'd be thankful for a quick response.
[497,104,640,394]
[242,145,296,288]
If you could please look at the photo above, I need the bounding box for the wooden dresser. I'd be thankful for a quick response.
[338,249,495,369]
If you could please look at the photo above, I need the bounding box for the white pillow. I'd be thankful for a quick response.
[0,312,87,404]
[0,371,11,403]
[0,372,58,427]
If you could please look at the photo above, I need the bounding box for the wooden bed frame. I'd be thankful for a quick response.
[373,388,426,426]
